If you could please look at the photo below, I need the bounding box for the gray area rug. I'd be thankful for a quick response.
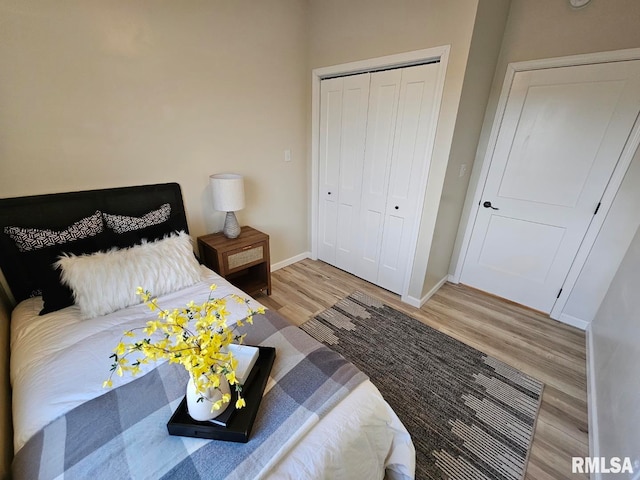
[300,291,544,480]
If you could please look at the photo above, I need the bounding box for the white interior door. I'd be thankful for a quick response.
[461,60,640,313]
[318,74,370,273]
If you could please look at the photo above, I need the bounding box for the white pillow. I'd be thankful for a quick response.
[56,231,201,318]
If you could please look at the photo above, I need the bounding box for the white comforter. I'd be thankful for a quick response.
[11,266,415,479]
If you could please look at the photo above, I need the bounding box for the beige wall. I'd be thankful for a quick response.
[590,224,640,467]
[498,0,640,72]
[309,0,480,299]
[449,0,640,320]
[0,0,309,266]
[423,0,510,296]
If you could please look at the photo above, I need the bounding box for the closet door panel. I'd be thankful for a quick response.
[356,69,402,282]
[335,75,370,273]
[318,74,370,272]
[362,210,383,265]
[379,214,404,274]
[318,77,344,264]
[378,63,440,293]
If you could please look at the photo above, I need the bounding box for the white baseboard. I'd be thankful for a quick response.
[401,275,448,308]
[271,252,310,272]
[402,295,422,308]
[447,274,458,284]
[557,313,589,331]
[586,324,602,480]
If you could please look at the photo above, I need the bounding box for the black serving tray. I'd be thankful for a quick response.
[167,346,276,443]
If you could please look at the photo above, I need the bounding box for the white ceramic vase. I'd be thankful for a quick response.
[186,375,231,422]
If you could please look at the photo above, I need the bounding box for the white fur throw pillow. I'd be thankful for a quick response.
[56,231,201,318]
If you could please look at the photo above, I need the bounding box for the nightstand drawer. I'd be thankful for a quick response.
[226,242,266,271]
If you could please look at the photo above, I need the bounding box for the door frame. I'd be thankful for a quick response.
[310,46,450,302]
[451,47,640,326]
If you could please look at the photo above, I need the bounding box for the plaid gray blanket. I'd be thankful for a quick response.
[13,310,367,480]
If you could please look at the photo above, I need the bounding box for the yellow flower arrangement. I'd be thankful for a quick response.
[104,285,265,412]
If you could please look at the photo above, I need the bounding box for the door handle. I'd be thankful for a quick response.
[483,201,499,210]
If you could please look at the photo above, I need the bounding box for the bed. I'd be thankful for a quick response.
[0,183,415,479]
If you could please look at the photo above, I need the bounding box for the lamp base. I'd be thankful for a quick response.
[223,211,241,239]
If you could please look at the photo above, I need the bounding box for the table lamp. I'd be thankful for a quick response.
[210,173,245,238]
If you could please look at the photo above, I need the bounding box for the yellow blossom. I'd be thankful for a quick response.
[104,286,264,414]
[225,371,237,385]
[114,342,126,356]
[232,295,245,305]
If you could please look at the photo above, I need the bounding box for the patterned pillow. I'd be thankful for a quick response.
[4,211,104,252]
[103,203,171,234]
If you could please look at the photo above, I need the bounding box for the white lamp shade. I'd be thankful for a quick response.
[210,173,245,212]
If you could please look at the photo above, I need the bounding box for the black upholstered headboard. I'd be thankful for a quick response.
[0,183,189,304]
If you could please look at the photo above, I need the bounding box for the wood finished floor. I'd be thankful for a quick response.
[254,259,589,480]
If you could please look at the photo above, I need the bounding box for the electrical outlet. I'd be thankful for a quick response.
[459,164,467,178]
[284,149,292,162]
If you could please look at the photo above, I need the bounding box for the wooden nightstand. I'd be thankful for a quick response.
[197,226,271,296]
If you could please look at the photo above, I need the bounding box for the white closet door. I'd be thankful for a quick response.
[318,63,440,295]
[356,69,402,283]
[376,63,440,293]
[318,74,370,273]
